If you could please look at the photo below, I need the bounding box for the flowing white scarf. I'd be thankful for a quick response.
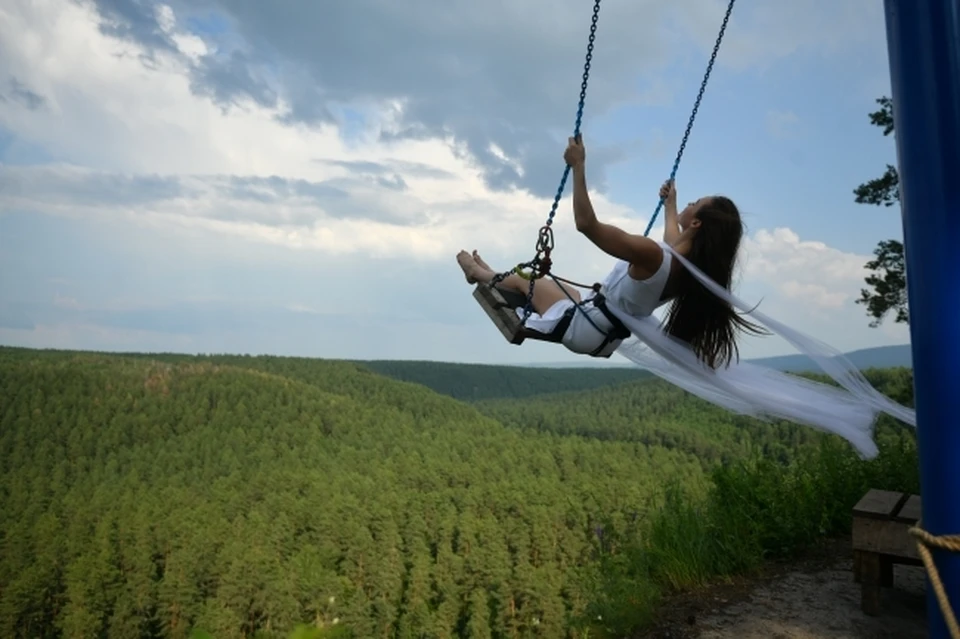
[607,244,916,460]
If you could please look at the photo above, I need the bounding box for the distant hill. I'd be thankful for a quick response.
[354,346,912,402]
[522,344,913,373]
[746,344,912,373]
[0,343,911,406]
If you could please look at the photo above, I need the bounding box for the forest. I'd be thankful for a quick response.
[0,346,919,638]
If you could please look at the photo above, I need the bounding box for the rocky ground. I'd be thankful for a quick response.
[633,537,929,639]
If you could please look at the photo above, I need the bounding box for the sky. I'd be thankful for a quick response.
[0,0,912,366]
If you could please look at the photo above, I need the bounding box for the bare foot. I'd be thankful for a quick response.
[456,250,479,284]
[472,250,493,271]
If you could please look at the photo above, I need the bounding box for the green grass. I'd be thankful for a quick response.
[574,425,919,637]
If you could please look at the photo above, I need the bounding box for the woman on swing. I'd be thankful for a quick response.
[457,136,916,460]
[456,135,763,367]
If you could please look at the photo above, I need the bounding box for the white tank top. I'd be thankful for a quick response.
[598,242,673,318]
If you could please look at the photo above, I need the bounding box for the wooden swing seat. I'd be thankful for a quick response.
[472,284,571,345]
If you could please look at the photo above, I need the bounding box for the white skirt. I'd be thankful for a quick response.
[519,297,623,357]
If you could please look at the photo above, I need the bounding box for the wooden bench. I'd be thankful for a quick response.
[852,488,923,616]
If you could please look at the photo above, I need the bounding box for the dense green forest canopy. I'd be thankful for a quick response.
[0,347,917,638]
[358,360,651,401]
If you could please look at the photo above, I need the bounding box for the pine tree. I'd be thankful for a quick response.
[853,96,909,327]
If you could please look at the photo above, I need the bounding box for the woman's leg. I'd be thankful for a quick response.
[456,250,582,315]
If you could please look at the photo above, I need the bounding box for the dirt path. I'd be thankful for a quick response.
[634,537,929,639]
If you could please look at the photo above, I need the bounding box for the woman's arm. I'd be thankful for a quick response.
[660,180,681,245]
[569,158,662,271]
[571,162,598,233]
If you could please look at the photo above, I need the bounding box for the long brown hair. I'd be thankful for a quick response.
[661,196,768,369]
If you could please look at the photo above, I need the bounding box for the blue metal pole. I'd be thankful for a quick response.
[882,1,960,637]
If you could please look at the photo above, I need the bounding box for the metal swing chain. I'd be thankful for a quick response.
[643,0,736,237]
[487,0,735,330]
[491,0,602,321]
[544,0,601,236]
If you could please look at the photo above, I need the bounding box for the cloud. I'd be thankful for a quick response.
[740,227,870,310]
[0,77,46,110]
[314,159,457,182]
[0,0,645,261]
[0,164,188,208]
[0,0,889,193]
[52,299,357,336]
[0,160,640,262]
[0,204,909,364]
[62,0,887,198]
[778,281,848,309]
[189,49,278,111]
[765,110,800,139]
[693,0,886,70]
[68,0,674,195]
[92,0,179,55]
[53,293,83,310]
[0,304,34,331]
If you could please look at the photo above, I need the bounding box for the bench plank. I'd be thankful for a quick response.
[852,489,907,520]
[852,518,921,561]
[893,494,922,524]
